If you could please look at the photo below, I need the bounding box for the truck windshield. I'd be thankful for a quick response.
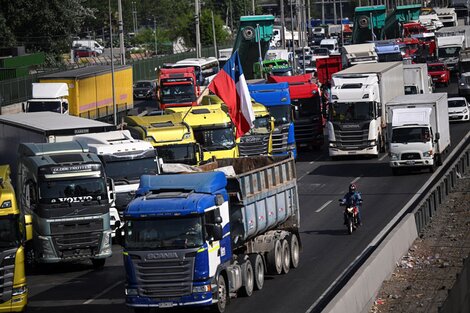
[160,84,196,104]
[378,53,403,62]
[125,216,204,250]
[250,116,271,134]
[38,178,107,204]
[103,157,157,182]
[404,86,418,95]
[194,127,235,151]
[292,98,321,118]
[392,127,431,143]
[330,102,374,122]
[0,216,20,250]
[156,143,197,165]
[27,101,61,113]
[438,47,460,58]
[267,106,292,126]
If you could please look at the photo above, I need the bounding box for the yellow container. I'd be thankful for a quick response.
[39,65,133,120]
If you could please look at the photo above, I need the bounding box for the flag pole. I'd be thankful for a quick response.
[256,24,264,79]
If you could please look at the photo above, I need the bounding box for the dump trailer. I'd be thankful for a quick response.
[0,165,28,312]
[386,93,450,174]
[26,65,133,121]
[352,5,387,44]
[316,55,343,85]
[381,4,422,40]
[232,15,275,80]
[123,156,300,312]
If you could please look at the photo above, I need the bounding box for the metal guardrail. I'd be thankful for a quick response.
[0,45,230,108]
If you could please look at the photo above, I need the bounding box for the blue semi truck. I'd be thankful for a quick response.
[248,82,297,158]
[122,156,300,313]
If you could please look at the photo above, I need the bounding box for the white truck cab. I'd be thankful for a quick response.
[25,83,69,114]
[320,38,339,54]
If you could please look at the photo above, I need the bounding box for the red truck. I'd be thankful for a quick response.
[268,74,325,149]
[157,67,200,109]
[315,55,342,86]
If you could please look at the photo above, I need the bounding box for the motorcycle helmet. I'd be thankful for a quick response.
[349,183,357,193]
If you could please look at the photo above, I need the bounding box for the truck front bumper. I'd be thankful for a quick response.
[328,142,378,157]
[126,293,213,309]
[389,158,434,168]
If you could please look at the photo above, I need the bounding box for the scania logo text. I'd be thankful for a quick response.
[146,252,179,260]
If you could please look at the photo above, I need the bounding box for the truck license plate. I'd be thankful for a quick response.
[159,302,173,308]
[406,161,415,165]
[348,151,356,154]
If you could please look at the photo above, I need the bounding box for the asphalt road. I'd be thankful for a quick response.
[24,82,469,313]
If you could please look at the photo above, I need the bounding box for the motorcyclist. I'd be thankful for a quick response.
[341,183,362,226]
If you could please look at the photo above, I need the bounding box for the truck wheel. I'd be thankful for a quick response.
[211,274,227,313]
[239,259,254,297]
[289,234,300,269]
[249,254,264,290]
[281,240,291,274]
[266,240,283,275]
[91,258,106,269]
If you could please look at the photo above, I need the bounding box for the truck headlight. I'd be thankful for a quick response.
[389,153,399,160]
[125,288,138,296]
[368,140,376,146]
[423,150,433,157]
[287,143,296,151]
[440,74,446,78]
[362,94,369,99]
[12,286,27,296]
[1,200,12,208]
[145,137,156,144]
[183,132,191,139]
[192,284,211,293]
[329,142,337,148]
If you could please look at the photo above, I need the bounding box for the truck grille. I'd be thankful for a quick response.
[333,128,369,149]
[0,249,16,302]
[272,125,290,154]
[401,153,421,160]
[239,134,270,156]
[294,119,323,143]
[132,253,195,298]
[50,219,104,258]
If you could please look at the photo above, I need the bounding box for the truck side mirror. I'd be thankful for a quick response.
[24,214,33,242]
[435,132,440,140]
[207,224,223,241]
[22,102,26,112]
[107,177,115,200]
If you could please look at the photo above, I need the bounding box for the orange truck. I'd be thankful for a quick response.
[157,67,200,109]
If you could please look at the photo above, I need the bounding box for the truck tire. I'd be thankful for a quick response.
[266,240,283,275]
[239,259,254,297]
[289,234,300,269]
[91,258,106,269]
[249,253,265,290]
[211,274,228,313]
[281,240,291,274]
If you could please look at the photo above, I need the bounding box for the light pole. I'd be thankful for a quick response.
[153,17,157,56]
[211,10,217,58]
[195,0,201,58]
[118,0,125,65]
[108,0,117,126]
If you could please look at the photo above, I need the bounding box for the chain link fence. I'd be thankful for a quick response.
[0,45,230,108]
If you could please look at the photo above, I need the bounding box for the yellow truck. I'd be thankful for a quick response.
[0,165,28,312]
[165,104,239,161]
[124,113,202,165]
[24,65,133,121]
[201,95,273,156]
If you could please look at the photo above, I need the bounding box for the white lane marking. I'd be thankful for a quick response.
[309,160,315,164]
[315,200,333,213]
[83,280,123,305]
[298,155,323,181]
[379,153,388,161]
[351,176,361,184]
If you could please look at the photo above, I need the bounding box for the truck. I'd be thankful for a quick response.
[458,48,470,74]
[268,74,324,149]
[373,40,403,62]
[122,155,300,312]
[165,104,239,161]
[157,67,200,110]
[0,165,28,311]
[248,82,297,158]
[435,26,470,71]
[315,55,343,86]
[434,7,458,27]
[124,114,202,166]
[73,130,160,215]
[25,65,133,121]
[200,95,273,157]
[403,63,433,95]
[352,5,387,44]
[341,43,378,68]
[328,61,404,158]
[386,93,450,175]
[10,141,112,268]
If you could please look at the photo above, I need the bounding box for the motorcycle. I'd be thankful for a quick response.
[339,199,362,235]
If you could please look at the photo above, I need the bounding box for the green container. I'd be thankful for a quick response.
[0,52,45,68]
[232,15,275,80]
[382,4,422,40]
[353,5,387,44]
[0,67,29,81]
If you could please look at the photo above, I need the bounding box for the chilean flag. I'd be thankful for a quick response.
[208,50,255,138]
